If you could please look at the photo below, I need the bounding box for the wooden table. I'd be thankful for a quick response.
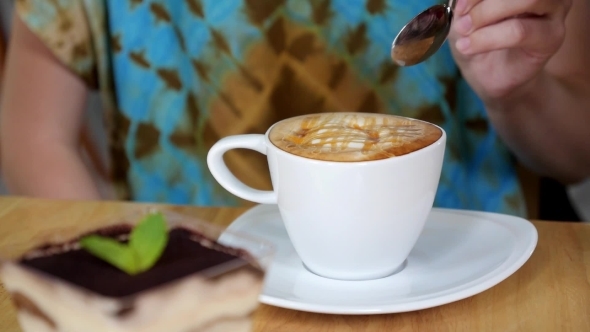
[0,197,588,331]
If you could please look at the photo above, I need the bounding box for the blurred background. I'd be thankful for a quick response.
[0,0,586,221]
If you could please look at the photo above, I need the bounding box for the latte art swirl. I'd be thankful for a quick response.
[281,123,424,155]
[269,113,442,162]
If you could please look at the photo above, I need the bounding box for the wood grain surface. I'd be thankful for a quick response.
[0,197,588,331]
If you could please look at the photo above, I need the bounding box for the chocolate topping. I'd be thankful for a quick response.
[20,227,251,298]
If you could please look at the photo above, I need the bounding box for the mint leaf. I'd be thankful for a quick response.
[80,212,169,275]
[129,212,168,272]
[80,235,139,275]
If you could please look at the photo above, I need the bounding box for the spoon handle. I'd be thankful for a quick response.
[448,0,457,11]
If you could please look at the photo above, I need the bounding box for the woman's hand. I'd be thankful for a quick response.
[449,0,573,101]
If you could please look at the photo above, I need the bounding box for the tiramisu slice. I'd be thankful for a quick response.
[0,210,272,332]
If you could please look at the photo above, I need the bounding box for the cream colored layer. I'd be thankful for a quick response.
[1,263,263,332]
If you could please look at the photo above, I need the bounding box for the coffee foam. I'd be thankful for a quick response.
[269,113,442,162]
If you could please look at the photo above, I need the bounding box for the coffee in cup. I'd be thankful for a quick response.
[268,112,442,161]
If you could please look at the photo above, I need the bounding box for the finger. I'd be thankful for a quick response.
[469,0,560,32]
[455,17,563,56]
[455,0,482,16]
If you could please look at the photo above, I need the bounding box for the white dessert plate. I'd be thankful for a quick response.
[218,204,538,315]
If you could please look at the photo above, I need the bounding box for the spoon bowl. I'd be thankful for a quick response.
[391,4,454,66]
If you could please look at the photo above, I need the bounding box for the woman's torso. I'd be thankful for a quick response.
[18,0,527,216]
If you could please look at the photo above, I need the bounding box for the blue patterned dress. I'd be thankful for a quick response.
[17,0,526,216]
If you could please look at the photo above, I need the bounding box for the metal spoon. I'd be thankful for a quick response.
[391,0,456,66]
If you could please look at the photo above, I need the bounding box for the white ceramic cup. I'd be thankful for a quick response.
[207,115,446,280]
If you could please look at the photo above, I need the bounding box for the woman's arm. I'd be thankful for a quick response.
[451,0,590,184]
[0,15,101,199]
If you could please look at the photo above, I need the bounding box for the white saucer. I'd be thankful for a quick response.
[219,204,538,315]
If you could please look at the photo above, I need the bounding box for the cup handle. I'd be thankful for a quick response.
[207,134,277,204]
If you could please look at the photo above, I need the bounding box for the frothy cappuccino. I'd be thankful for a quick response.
[269,113,442,162]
